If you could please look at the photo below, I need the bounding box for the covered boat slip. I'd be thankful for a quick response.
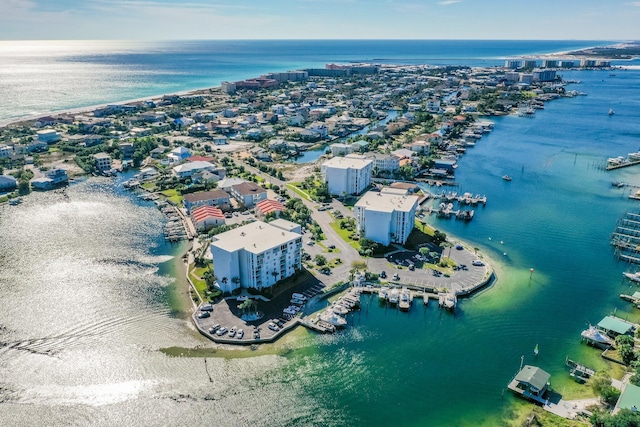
[507,365,551,405]
[596,315,635,337]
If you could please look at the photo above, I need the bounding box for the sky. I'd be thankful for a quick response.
[1,0,640,41]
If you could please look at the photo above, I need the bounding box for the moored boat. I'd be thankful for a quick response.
[580,325,613,349]
[439,293,457,311]
[502,175,512,181]
[623,271,640,283]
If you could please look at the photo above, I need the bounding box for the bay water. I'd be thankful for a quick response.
[2,41,640,425]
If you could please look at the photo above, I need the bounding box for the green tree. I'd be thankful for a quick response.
[314,255,327,266]
[359,238,379,256]
[616,335,637,365]
[432,230,447,245]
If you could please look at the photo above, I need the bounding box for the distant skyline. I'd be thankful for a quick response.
[2,0,640,41]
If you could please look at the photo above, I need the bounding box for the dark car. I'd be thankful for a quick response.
[380,271,387,278]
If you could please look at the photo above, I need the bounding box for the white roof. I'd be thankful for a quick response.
[322,154,373,170]
[217,177,245,189]
[171,146,191,155]
[173,161,213,173]
[355,188,419,213]
[211,221,301,254]
[269,218,300,232]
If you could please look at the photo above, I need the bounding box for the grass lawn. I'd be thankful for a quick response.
[286,183,312,201]
[329,220,361,250]
[188,264,208,301]
[142,182,155,190]
[161,188,184,206]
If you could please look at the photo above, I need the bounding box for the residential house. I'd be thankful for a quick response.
[167,146,192,163]
[0,175,17,190]
[255,199,285,219]
[37,129,62,144]
[191,206,225,231]
[172,161,217,179]
[183,189,231,214]
[230,181,267,207]
[367,153,400,174]
[0,145,13,158]
[31,167,69,190]
[93,153,112,172]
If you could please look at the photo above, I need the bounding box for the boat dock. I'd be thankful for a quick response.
[565,357,595,383]
[611,211,640,264]
[160,204,195,241]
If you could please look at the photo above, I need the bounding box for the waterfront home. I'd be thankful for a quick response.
[217,177,245,192]
[209,221,302,293]
[321,154,373,196]
[0,175,17,191]
[172,161,217,179]
[93,152,112,172]
[191,206,225,231]
[183,189,231,214]
[508,365,551,405]
[230,181,267,208]
[31,167,69,190]
[596,315,635,338]
[354,187,419,246]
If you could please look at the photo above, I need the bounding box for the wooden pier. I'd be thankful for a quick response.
[611,211,640,264]
[606,159,640,171]
[565,357,595,383]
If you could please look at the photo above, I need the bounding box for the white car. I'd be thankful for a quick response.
[472,260,484,266]
[268,322,279,331]
[216,327,228,336]
[228,326,237,337]
[236,329,244,339]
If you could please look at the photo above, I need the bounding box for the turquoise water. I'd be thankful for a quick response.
[0,39,614,123]
[3,41,640,425]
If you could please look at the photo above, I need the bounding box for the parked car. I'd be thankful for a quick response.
[209,324,221,333]
[380,271,387,278]
[197,311,210,318]
[236,329,244,339]
[408,264,415,271]
[216,327,228,336]
[393,273,400,280]
[472,260,484,266]
[268,322,279,331]
[455,244,463,250]
[228,326,237,337]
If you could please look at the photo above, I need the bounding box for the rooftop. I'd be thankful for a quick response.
[322,154,373,170]
[598,316,634,335]
[231,181,266,196]
[211,220,301,254]
[355,188,419,213]
[192,206,225,222]
[514,365,550,392]
[183,189,230,203]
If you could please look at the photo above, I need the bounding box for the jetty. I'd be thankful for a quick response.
[606,152,640,171]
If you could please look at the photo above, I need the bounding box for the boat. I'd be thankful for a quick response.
[378,287,389,301]
[502,175,512,181]
[438,293,457,311]
[609,108,615,115]
[319,312,347,327]
[623,271,640,283]
[331,303,349,315]
[388,288,399,305]
[580,325,614,349]
[534,344,539,357]
[399,288,412,311]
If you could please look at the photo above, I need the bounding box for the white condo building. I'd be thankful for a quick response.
[321,154,373,196]
[354,188,419,246]
[210,220,302,293]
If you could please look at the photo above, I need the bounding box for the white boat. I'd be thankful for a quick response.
[320,312,347,327]
[623,271,640,283]
[331,303,349,315]
[378,287,389,301]
[609,108,615,115]
[628,152,640,161]
[388,288,399,305]
[439,293,457,311]
[502,175,512,181]
[581,325,614,348]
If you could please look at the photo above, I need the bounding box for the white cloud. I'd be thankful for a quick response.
[438,0,461,5]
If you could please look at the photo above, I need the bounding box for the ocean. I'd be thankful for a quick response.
[2,40,640,426]
[0,39,615,124]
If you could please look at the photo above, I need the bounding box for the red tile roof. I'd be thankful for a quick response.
[256,199,285,215]
[187,155,215,163]
[191,206,225,222]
